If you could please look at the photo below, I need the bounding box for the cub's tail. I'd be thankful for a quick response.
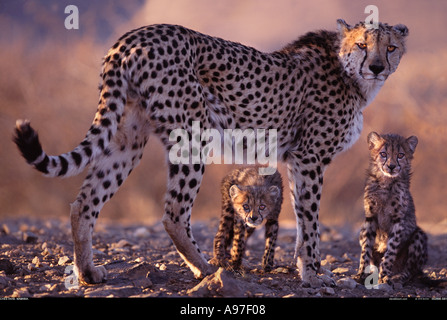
[13,51,127,178]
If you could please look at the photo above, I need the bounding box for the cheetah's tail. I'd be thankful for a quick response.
[13,119,95,178]
[13,59,127,178]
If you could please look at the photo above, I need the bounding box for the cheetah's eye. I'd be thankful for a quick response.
[379,152,387,158]
[259,205,266,211]
[357,43,367,50]
[243,204,250,212]
[397,153,405,159]
[387,45,397,53]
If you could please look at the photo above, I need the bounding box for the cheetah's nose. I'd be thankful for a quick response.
[251,215,258,222]
[369,64,385,75]
[387,164,396,171]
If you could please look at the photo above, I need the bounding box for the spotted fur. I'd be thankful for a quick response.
[14,20,408,286]
[357,132,427,286]
[210,166,283,272]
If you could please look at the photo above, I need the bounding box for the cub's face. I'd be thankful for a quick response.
[337,20,408,83]
[229,185,280,228]
[367,132,418,178]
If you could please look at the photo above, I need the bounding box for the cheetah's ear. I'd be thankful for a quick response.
[392,24,409,38]
[268,186,281,200]
[337,19,351,37]
[406,136,418,154]
[367,132,383,150]
[229,185,242,199]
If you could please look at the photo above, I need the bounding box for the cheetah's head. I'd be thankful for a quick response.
[367,132,418,179]
[337,20,408,97]
[229,184,281,228]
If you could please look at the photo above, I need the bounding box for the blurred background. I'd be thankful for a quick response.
[0,0,446,233]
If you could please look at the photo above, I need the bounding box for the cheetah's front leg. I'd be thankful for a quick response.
[262,219,278,271]
[162,163,214,279]
[357,202,378,282]
[287,160,334,287]
[379,222,411,284]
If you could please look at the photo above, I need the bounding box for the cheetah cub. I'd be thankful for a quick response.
[357,132,427,286]
[210,167,283,272]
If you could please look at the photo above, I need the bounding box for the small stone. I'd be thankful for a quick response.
[112,239,133,249]
[1,224,10,235]
[156,263,167,271]
[0,259,14,274]
[272,267,289,274]
[331,267,350,274]
[132,276,153,289]
[32,256,41,267]
[188,267,244,297]
[39,284,53,291]
[22,231,38,243]
[342,252,355,261]
[0,272,10,289]
[325,254,340,263]
[337,277,357,289]
[376,283,393,291]
[320,287,335,295]
[134,227,150,238]
[12,287,31,298]
[58,256,71,266]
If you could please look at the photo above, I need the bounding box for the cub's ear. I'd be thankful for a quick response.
[367,132,383,150]
[229,185,242,199]
[268,185,281,200]
[336,19,351,37]
[406,135,418,153]
[393,24,409,38]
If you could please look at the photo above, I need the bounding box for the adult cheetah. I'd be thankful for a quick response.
[14,20,408,287]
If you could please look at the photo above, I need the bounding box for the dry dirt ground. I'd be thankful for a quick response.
[0,217,446,299]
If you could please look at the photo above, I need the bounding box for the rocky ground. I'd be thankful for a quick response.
[0,217,446,299]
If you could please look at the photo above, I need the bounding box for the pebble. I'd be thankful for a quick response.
[325,254,340,263]
[331,267,350,274]
[12,287,31,298]
[320,287,335,295]
[32,256,40,266]
[0,272,10,289]
[58,256,71,266]
[0,259,14,274]
[134,227,150,239]
[271,267,289,274]
[112,239,133,249]
[337,277,357,289]
[22,231,38,243]
[1,224,10,235]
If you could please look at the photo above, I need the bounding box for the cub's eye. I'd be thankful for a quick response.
[259,205,266,211]
[387,45,397,52]
[397,153,405,159]
[379,152,387,158]
[243,204,250,212]
[357,43,367,50]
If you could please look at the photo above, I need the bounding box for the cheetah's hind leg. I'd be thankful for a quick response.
[70,106,150,284]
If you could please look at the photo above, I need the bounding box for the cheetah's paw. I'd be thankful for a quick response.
[79,265,107,284]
